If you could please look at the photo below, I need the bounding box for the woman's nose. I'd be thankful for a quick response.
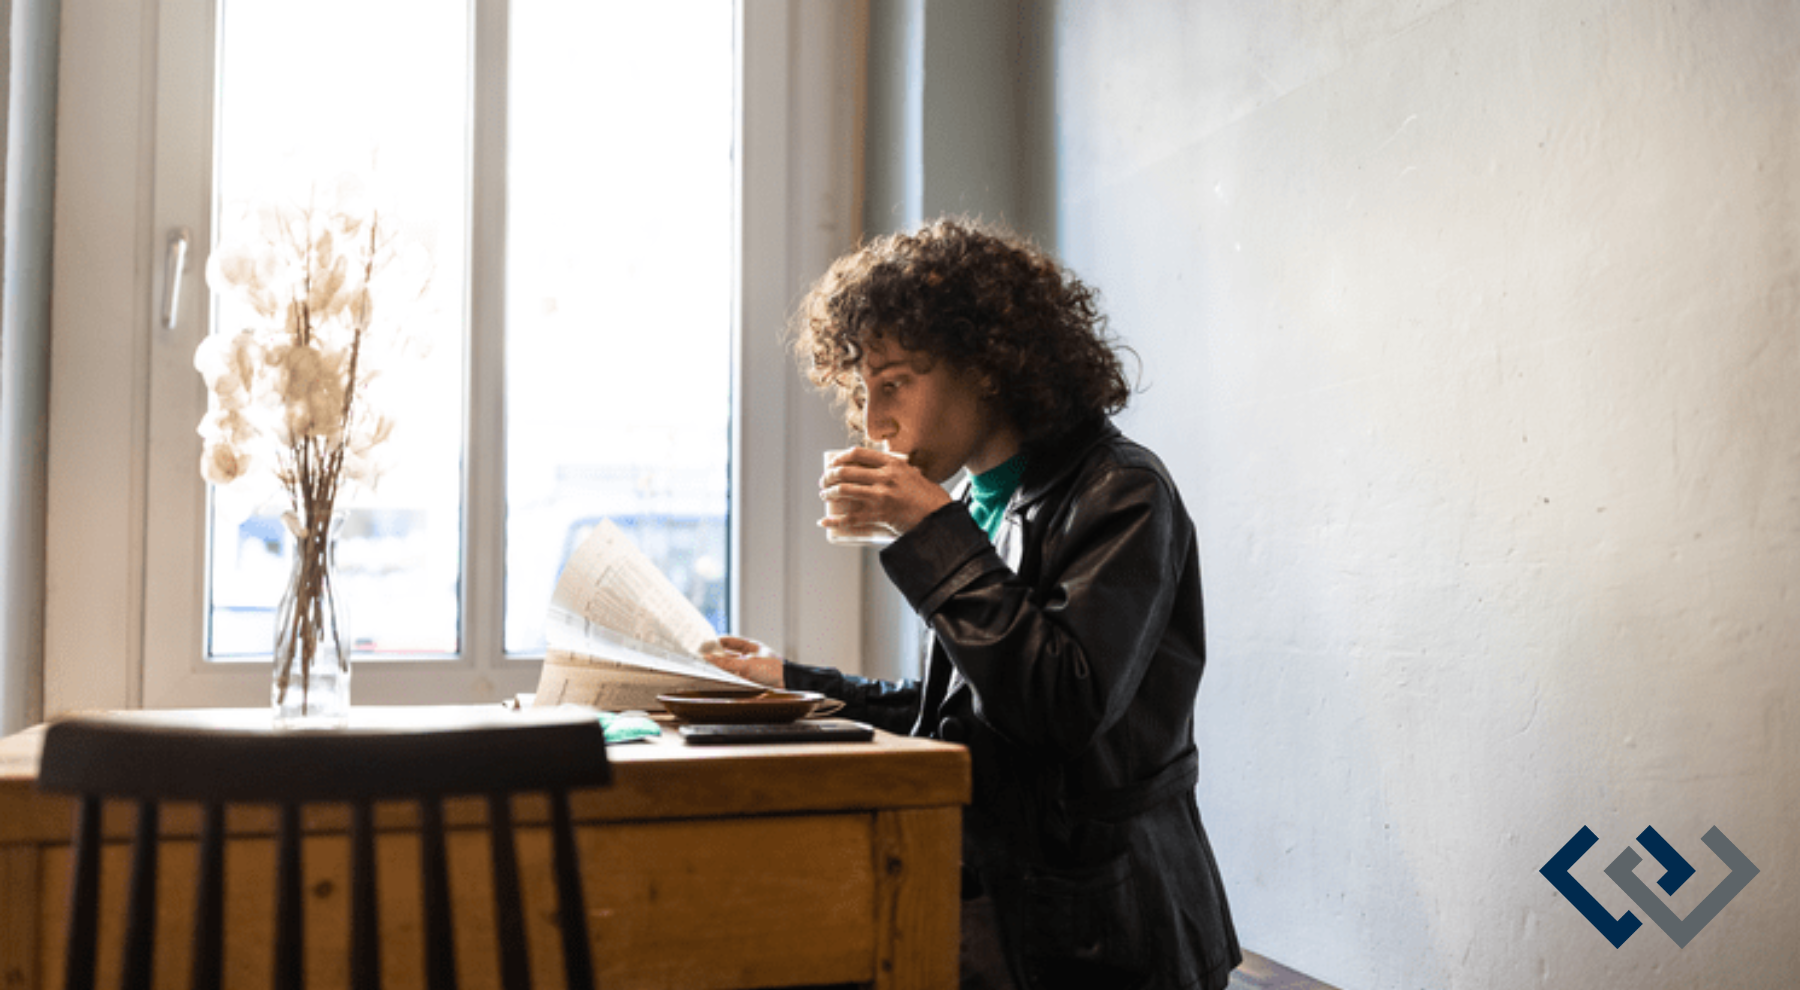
[863,403,895,442]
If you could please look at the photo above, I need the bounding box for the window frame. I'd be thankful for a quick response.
[44,0,873,715]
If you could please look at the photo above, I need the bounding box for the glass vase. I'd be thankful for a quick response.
[272,513,351,727]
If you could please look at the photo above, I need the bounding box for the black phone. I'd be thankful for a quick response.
[678,718,875,745]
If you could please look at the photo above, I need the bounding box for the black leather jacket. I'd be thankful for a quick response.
[786,419,1241,990]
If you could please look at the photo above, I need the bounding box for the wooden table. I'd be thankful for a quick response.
[0,707,970,990]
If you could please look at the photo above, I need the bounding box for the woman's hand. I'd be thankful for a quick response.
[697,635,786,688]
[821,447,952,538]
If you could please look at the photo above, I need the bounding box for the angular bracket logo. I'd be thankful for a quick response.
[1541,826,1641,947]
[1541,825,1758,948]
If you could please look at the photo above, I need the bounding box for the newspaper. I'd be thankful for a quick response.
[533,519,759,711]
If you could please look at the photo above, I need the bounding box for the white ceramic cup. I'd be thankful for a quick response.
[823,442,906,548]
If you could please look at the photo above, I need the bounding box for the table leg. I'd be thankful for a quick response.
[871,807,962,990]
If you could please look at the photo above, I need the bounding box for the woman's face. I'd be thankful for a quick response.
[855,336,1013,484]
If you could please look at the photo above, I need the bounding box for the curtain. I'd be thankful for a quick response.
[0,0,59,735]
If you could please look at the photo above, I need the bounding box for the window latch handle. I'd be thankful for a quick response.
[162,227,191,331]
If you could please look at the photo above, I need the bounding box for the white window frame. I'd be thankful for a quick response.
[45,0,872,715]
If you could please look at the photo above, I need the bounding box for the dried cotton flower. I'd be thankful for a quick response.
[196,173,432,523]
[200,439,250,486]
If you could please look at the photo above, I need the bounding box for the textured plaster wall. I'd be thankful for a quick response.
[1045,1,1798,987]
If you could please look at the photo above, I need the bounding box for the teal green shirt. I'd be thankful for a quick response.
[968,453,1029,541]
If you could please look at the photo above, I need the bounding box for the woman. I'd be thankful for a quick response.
[704,218,1240,990]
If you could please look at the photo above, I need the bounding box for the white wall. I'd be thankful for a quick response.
[1044,1,1797,987]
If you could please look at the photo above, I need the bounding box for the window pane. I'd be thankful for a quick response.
[206,0,467,659]
[504,2,735,653]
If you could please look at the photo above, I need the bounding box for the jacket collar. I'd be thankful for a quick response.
[1015,417,1119,509]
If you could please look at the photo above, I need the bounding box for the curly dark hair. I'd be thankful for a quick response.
[791,217,1134,447]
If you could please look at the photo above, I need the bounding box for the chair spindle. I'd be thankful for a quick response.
[190,803,226,990]
[120,800,161,990]
[61,795,103,990]
[487,792,531,990]
[274,802,304,990]
[351,800,380,990]
[420,795,457,990]
[550,790,596,990]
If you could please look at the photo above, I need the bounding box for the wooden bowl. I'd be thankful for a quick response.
[655,688,827,725]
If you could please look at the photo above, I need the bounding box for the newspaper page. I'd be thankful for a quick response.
[534,519,759,710]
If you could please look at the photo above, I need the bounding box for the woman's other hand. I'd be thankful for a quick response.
[698,635,786,688]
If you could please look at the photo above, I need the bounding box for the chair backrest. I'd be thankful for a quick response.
[37,706,613,990]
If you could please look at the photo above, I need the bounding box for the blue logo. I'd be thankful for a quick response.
[1541,825,1758,947]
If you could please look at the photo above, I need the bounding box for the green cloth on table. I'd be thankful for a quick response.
[598,711,662,744]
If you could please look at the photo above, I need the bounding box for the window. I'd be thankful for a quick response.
[501,1,734,652]
[203,0,474,661]
[47,0,874,712]
[199,1,734,663]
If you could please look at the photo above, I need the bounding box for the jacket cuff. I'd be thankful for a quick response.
[781,660,837,694]
[879,501,1002,618]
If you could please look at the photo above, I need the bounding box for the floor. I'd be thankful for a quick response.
[1227,950,1343,990]
[796,947,1343,989]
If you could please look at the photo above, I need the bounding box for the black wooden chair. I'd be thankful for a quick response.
[37,705,613,990]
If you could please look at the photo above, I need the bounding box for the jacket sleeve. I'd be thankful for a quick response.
[879,464,1186,761]
[781,661,922,737]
